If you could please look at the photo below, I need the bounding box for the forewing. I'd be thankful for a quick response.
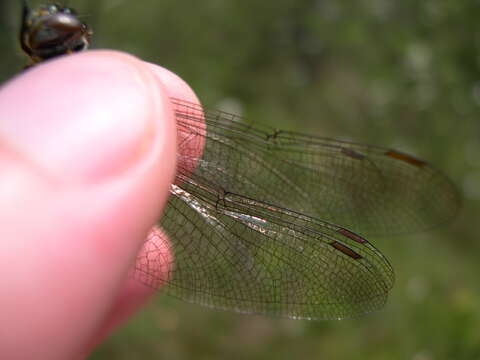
[172,98,460,236]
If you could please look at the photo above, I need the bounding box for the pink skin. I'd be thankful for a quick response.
[0,50,202,359]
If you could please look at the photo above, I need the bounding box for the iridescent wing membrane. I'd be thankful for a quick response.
[134,98,460,320]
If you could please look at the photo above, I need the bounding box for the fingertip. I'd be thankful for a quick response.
[86,227,172,348]
[146,62,206,177]
[145,63,201,104]
[0,49,178,185]
[0,50,180,358]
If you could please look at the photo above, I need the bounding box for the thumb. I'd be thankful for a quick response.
[0,51,176,360]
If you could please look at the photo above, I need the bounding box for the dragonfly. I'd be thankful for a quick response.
[19,2,460,320]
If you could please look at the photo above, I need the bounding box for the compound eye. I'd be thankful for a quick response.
[72,43,87,52]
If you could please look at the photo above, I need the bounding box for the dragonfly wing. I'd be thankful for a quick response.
[173,98,460,236]
[135,179,394,319]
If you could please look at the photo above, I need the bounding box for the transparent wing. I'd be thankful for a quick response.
[171,98,460,236]
[135,181,394,320]
[133,97,458,319]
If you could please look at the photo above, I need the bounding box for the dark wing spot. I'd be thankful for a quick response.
[385,150,426,167]
[330,241,362,260]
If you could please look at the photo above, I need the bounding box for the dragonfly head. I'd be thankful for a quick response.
[20,2,92,65]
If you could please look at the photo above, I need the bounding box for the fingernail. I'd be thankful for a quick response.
[0,52,166,184]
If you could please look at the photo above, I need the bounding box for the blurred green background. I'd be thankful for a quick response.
[1,0,479,359]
